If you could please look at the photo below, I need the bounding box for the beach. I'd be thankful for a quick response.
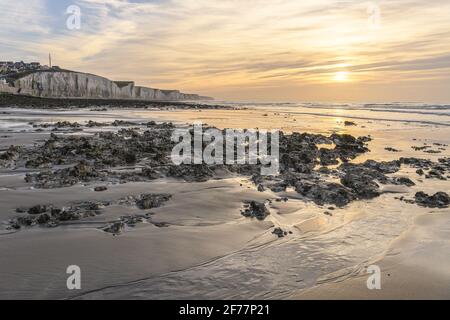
[0,99,449,299]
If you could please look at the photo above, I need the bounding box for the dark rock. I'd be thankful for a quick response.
[152,222,170,228]
[341,173,380,199]
[269,182,287,192]
[319,148,339,166]
[362,160,401,174]
[295,181,355,207]
[393,177,415,187]
[16,216,36,226]
[37,213,51,224]
[141,167,160,180]
[415,192,449,208]
[103,221,125,234]
[50,208,62,216]
[241,201,270,220]
[94,186,108,192]
[123,152,137,164]
[136,193,172,210]
[272,227,285,238]
[166,164,214,182]
[426,170,447,180]
[28,205,47,215]
[121,214,145,226]
[58,211,82,221]
[0,145,20,168]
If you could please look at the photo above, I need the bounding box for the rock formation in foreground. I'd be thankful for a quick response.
[0,70,213,101]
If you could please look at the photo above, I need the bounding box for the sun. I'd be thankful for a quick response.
[333,71,349,82]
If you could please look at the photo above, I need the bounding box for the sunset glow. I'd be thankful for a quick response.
[1,0,450,102]
[333,72,349,82]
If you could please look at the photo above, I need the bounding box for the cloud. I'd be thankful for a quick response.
[2,0,450,101]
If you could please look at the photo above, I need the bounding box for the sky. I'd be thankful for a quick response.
[1,0,450,102]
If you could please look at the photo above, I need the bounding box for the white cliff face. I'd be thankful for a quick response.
[11,71,212,101]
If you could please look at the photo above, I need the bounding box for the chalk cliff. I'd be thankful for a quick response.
[3,71,212,101]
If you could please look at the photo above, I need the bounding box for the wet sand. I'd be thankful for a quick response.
[0,102,449,299]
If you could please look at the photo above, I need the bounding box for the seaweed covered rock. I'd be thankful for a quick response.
[0,145,21,168]
[241,201,270,220]
[415,192,449,208]
[103,221,125,235]
[341,173,380,199]
[295,181,355,207]
[165,164,215,182]
[136,193,172,210]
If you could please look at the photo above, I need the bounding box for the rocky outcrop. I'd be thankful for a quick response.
[4,71,212,101]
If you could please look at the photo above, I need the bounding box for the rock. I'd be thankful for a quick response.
[415,192,449,208]
[152,222,170,228]
[58,210,82,221]
[86,120,106,127]
[400,157,432,167]
[9,222,21,230]
[318,166,331,174]
[241,201,270,220]
[121,215,145,226]
[9,200,108,230]
[0,145,20,168]
[141,167,160,180]
[136,193,172,209]
[37,213,51,224]
[393,177,415,187]
[344,121,357,126]
[269,182,288,192]
[272,227,286,238]
[330,134,369,156]
[28,205,47,215]
[341,173,380,199]
[319,148,339,166]
[295,181,355,207]
[166,164,215,182]
[362,160,401,174]
[112,120,136,127]
[103,221,125,234]
[47,221,59,228]
[16,216,36,226]
[123,152,137,164]
[94,186,108,192]
[426,170,447,180]
[339,161,401,189]
[50,208,62,216]
[416,169,424,175]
